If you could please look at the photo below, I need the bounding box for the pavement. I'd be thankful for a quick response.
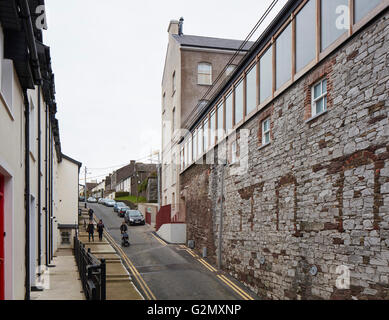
[31,248,85,300]
[89,202,259,300]
[78,208,143,300]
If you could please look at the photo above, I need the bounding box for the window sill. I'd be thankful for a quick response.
[305,110,328,124]
[258,142,271,151]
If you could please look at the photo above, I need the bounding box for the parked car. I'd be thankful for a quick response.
[79,196,85,202]
[124,210,145,226]
[105,199,116,207]
[118,206,130,218]
[114,202,126,213]
[87,197,97,203]
[98,198,106,204]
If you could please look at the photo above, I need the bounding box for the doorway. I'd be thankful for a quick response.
[0,174,4,300]
[30,195,36,287]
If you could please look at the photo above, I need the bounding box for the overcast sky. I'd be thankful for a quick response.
[44,0,287,183]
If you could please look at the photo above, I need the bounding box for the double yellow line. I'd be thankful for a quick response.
[217,275,254,300]
[181,245,254,301]
[151,233,168,246]
[104,231,156,300]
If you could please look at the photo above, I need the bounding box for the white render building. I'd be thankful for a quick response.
[0,0,81,300]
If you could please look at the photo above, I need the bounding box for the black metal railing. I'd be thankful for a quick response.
[74,236,106,300]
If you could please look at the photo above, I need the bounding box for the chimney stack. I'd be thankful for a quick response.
[168,20,179,35]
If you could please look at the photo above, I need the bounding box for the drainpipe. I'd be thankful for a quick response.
[37,85,42,269]
[45,105,48,266]
[217,164,226,270]
[23,91,31,300]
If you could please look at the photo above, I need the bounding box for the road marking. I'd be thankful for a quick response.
[199,258,217,272]
[103,231,156,300]
[185,249,196,258]
[197,259,216,273]
[218,275,254,300]
[151,233,167,246]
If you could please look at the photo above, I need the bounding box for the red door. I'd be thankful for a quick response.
[0,174,4,300]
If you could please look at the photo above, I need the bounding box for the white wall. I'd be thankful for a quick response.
[157,223,186,244]
[55,157,79,249]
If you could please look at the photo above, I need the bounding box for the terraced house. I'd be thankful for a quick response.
[180,0,389,299]
[0,0,81,300]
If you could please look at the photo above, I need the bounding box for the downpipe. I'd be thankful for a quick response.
[23,91,31,300]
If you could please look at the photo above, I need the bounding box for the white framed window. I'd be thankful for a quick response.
[198,63,212,85]
[1,59,14,113]
[29,97,36,157]
[262,118,271,145]
[311,78,327,117]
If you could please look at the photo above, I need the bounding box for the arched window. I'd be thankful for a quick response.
[198,63,212,85]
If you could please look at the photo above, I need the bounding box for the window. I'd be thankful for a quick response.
[321,0,349,51]
[29,98,36,156]
[311,79,327,117]
[193,131,198,161]
[189,137,193,164]
[198,63,212,85]
[1,59,13,112]
[225,92,233,131]
[210,109,216,147]
[276,23,292,89]
[354,0,382,23]
[296,0,316,72]
[162,92,166,114]
[172,71,176,94]
[203,119,209,151]
[262,118,271,145]
[198,124,203,156]
[226,65,237,76]
[172,107,176,131]
[235,79,244,124]
[217,101,224,141]
[260,47,272,103]
[246,64,257,115]
[171,153,176,184]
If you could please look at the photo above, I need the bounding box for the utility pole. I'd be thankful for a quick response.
[84,166,87,209]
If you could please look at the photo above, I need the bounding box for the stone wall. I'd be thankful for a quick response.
[180,11,389,300]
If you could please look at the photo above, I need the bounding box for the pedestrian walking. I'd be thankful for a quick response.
[87,220,95,242]
[97,219,105,241]
[88,208,94,220]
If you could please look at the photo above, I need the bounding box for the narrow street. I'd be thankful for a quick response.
[89,203,257,300]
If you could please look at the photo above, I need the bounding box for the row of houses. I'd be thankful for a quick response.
[0,0,81,300]
[161,0,389,299]
[87,161,158,203]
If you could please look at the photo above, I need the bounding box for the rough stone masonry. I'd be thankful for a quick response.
[180,11,389,300]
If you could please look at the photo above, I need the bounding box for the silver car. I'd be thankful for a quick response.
[105,200,116,207]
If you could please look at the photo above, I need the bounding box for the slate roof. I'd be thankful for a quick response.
[172,34,254,51]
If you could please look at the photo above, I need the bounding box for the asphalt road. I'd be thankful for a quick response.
[89,203,257,300]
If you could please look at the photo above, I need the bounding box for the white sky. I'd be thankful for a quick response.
[44,0,287,183]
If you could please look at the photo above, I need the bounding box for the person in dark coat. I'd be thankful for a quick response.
[97,219,105,241]
[88,208,94,220]
[87,220,95,242]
